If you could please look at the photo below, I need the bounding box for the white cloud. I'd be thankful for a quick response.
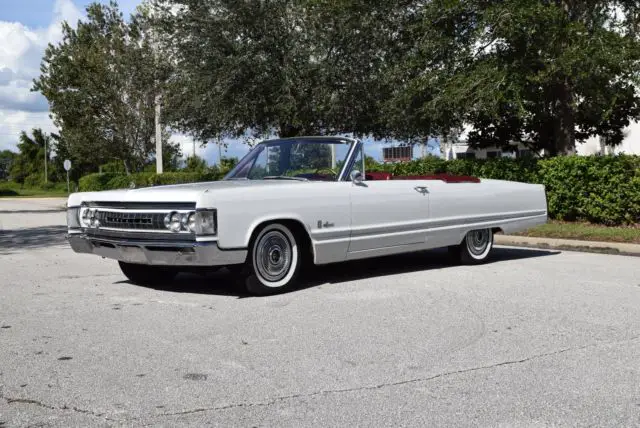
[0,0,82,151]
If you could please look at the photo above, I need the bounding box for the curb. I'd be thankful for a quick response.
[495,235,640,257]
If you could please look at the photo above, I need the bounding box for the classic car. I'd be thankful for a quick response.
[66,136,548,295]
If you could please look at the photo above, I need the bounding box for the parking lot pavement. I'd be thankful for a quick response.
[1,201,640,427]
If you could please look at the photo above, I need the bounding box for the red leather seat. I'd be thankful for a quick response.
[365,171,393,180]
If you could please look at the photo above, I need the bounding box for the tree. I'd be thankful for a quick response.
[149,0,411,141]
[386,0,640,155]
[0,150,17,181]
[33,1,175,173]
[9,129,54,184]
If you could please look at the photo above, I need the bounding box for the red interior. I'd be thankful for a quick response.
[365,171,480,183]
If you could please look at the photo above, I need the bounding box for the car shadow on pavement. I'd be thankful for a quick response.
[121,246,560,298]
[0,225,68,253]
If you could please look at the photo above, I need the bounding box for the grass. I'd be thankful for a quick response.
[0,181,70,198]
[514,220,640,244]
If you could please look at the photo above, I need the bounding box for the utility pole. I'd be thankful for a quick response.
[155,93,163,173]
[44,137,48,183]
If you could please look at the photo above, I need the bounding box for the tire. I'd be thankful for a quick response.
[118,261,178,286]
[449,228,494,265]
[242,223,302,296]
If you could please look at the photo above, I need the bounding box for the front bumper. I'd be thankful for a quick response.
[67,233,247,266]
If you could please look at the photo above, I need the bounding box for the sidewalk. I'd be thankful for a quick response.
[496,234,640,257]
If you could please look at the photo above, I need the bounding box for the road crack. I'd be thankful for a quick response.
[156,335,640,418]
[2,393,118,423]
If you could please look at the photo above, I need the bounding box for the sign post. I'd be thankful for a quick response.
[63,159,71,193]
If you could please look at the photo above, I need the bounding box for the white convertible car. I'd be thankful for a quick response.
[66,136,547,295]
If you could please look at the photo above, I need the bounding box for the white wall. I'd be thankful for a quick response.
[449,120,640,158]
[576,121,640,155]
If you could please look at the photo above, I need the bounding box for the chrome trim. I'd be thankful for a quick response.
[338,139,363,182]
[84,208,195,214]
[67,234,247,266]
[82,229,195,242]
[90,226,194,235]
[84,201,196,210]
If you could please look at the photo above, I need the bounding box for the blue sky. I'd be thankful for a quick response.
[0,0,442,164]
[1,1,141,27]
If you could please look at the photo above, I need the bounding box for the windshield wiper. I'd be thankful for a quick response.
[262,175,308,181]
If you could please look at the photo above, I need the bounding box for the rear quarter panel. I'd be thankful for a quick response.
[425,178,547,247]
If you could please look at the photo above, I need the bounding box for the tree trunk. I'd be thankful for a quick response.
[553,78,575,155]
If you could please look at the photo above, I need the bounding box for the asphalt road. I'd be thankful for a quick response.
[1,198,639,427]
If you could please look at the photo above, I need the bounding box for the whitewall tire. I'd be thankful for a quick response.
[450,228,494,264]
[244,223,302,295]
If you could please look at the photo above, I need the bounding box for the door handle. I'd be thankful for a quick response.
[414,186,428,194]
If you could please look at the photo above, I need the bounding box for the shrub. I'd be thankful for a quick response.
[99,161,127,174]
[78,171,223,192]
[24,173,44,188]
[539,154,640,225]
[79,173,118,191]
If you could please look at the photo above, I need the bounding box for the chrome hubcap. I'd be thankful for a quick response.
[466,229,490,256]
[255,230,292,282]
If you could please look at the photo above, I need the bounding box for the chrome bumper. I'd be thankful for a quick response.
[67,233,247,266]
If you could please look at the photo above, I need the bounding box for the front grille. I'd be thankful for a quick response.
[81,202,196,237]
[97,211,164,231]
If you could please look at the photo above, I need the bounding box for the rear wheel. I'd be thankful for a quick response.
[241,223,302,296]
[118,261,178,285]
[449,228,494,264]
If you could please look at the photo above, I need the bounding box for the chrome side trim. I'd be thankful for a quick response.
[348,210,548,238]
[67,234,246,266]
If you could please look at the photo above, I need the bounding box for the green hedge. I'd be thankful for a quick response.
[79,171,224,192]
[77,155,640,225]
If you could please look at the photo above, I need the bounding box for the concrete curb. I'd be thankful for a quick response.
[495,235,640,257]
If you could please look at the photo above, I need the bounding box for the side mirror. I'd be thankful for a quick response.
[350,169,364,184]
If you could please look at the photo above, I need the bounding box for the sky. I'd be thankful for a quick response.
[0,0,441,165]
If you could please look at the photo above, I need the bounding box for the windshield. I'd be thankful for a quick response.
[224,138,354,181]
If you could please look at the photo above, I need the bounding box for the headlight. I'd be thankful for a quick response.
[67,207,81,228]
[164,211,183,233]
[90,209,100,227]
[185,212,196,232]
[195,210,217,236]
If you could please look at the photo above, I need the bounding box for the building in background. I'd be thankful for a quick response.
[439,122,640,160]
[382,145,413,163]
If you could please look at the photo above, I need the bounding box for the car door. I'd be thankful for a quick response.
[348,178,430,253]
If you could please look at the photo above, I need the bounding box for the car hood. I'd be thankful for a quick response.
[67,179,300,206]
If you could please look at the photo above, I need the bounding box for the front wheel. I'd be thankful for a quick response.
[242,223,302,296]
[449,228,494,264]
[118,261,178,286]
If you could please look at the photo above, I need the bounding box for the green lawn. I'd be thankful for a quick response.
[513,221,640,244]
[0,182,70,198]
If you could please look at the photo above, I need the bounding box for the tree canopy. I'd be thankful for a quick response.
[31,0,640,162]
[389,0,640,154]
[32,1,180,174]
